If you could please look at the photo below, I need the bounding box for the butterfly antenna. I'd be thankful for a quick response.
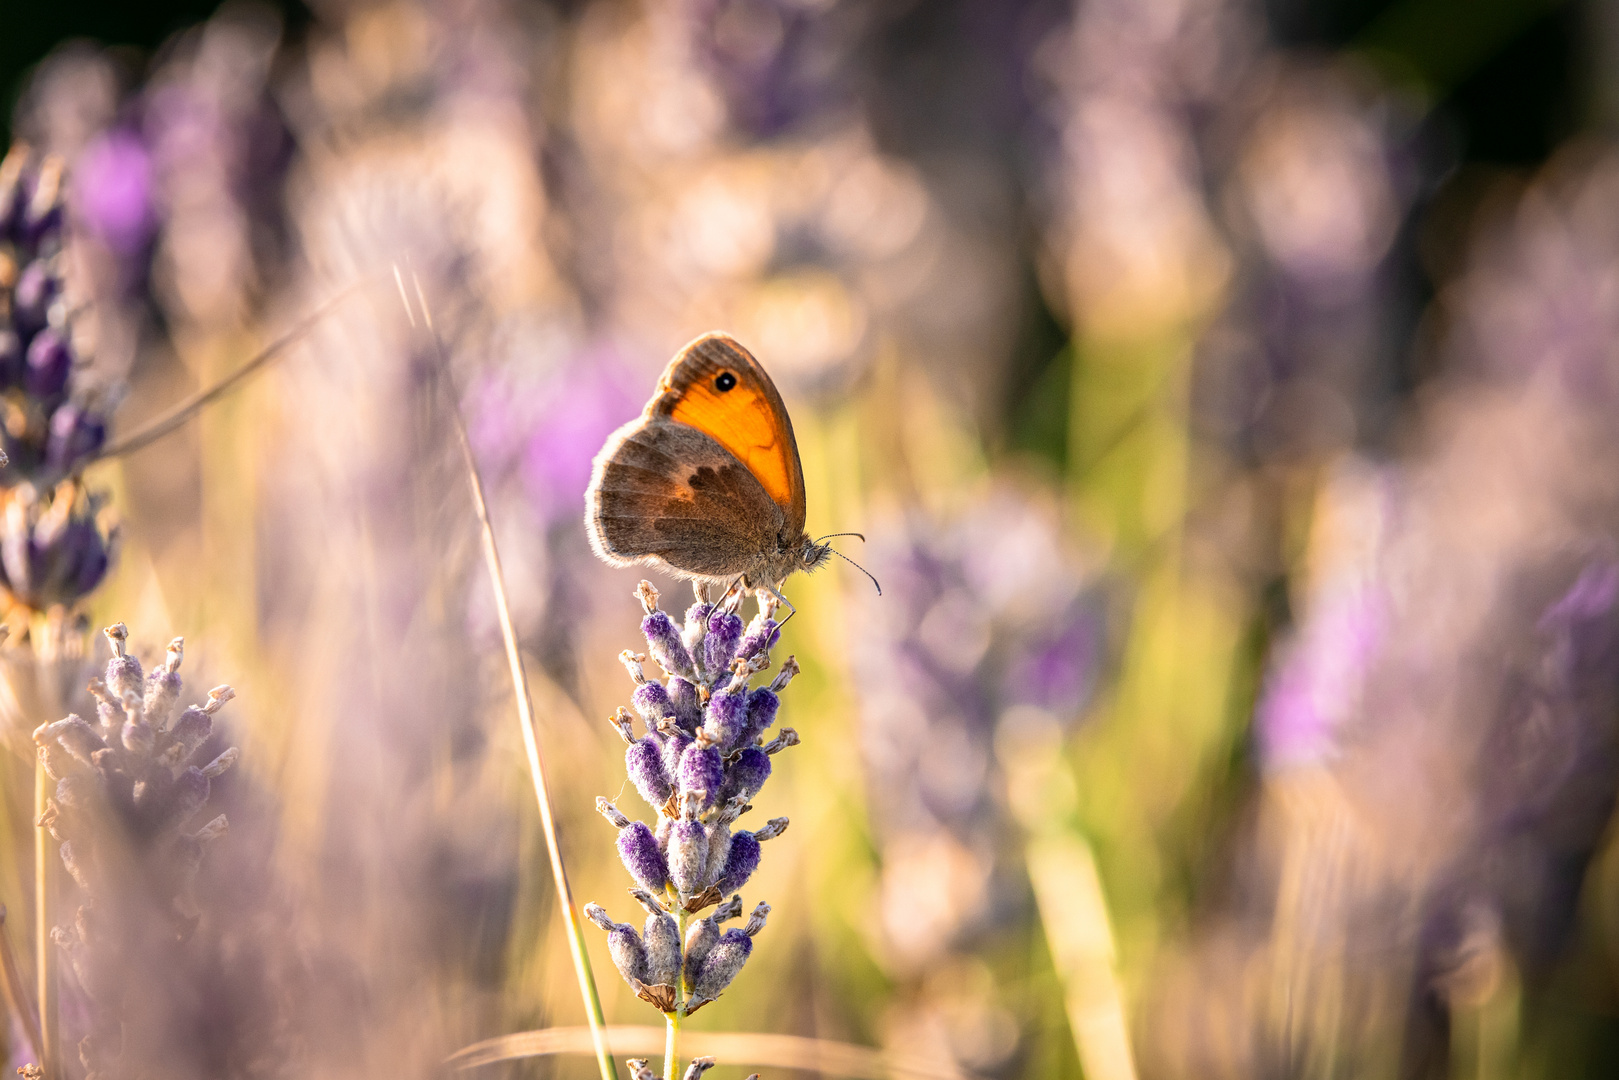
[828,547,882,596]
[815,531,867,544]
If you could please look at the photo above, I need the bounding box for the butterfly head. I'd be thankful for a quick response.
[800,536,833,574]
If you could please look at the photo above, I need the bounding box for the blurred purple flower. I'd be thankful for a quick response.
[1256,581,1385,768]
[851,491,1101,967]
[71,130,155,257]
[470,343,643,525]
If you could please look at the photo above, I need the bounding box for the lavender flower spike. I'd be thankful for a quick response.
[584,582,803,1030]
[35,622,239,1080]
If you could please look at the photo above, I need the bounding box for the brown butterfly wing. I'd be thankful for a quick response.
[651,333,808,536]
[586,414,789,580]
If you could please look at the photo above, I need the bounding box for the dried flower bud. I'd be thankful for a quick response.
[201,746,239,779]
[767,656,799,693]
[682,1056,718,1080]
[33,714,105,765]
[626,1059,658,1080]
[753,817,790,842]
[761,727,800,755]
[609,707,636,744]
[619,649,648,685]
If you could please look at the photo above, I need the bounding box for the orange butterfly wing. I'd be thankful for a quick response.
[650,332,808,534]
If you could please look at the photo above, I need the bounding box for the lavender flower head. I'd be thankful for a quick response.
[586,580,793,1015]
[0,145,118,621]
[33,622,239,1080]
[0,145,112,486]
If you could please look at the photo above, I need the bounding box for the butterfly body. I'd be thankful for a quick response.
[586,333,831,592]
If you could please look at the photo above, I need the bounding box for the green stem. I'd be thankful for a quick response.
[664,1008,681,1080]
[665,907,690,1080]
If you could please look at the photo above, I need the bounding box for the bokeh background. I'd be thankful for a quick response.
[2,0,1618,1078]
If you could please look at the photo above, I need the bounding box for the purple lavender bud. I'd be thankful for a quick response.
[24,328,72,399]
[703,610,744,674]
[584,904,649,987]
[720,746,771,805]
[679,744,724,809]
[668,818,710,895]
[61,516,111,600]
[740,687,780,745]
[45,403,108,477]
[105,651,143,702]
[12,261,56,335]
[145,657,183,730]
[164,705,213,763]
[642,908,681,986]
[632,681,675,724]
[715,831,761,894]
[691,928,754,1001]
[627,738,673,809]
[616,821,670,893]
[642,611,694,679]
[737,613,780,662]
[702,688,748,750]
[668,677,702,731]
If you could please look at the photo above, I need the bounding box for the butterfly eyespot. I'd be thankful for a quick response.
[714,371,737,392]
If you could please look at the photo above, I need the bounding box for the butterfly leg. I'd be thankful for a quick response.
[759,582,797,630]
[719,575,749,614]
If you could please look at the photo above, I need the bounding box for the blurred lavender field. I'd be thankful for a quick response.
[0,0,1616,1078]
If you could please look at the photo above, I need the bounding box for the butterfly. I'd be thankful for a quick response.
[586,332,866,608]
